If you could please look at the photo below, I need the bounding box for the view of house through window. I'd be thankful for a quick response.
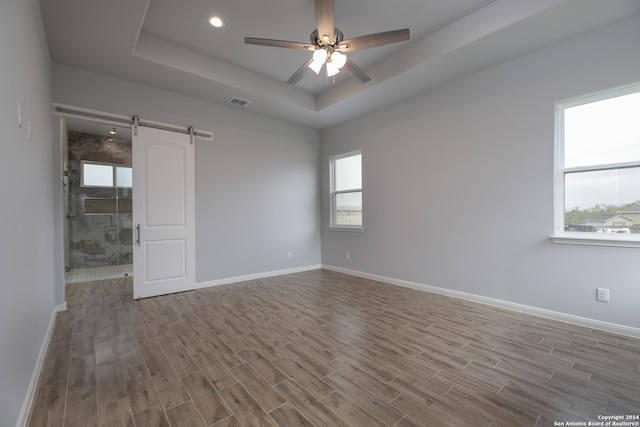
[558,86,640,235]
[331,150,362,228]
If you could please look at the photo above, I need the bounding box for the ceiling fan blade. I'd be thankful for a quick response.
[314,0,335,43]
[336,29,410,52]
[245,37,316,50]
[341,58,371,84]
[287,57,315,84]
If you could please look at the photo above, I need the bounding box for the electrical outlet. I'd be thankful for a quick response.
[345,252,350,260]
[596,288,609,303]
[287,252,292,260]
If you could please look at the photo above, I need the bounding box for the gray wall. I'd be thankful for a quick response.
[321,14,640,330]
[0,0,56,425]
[52,65,322,287]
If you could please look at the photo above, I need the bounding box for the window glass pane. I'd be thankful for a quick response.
[83,163,113,187]
[335,192,362,226]
[116,166,132,188]
[564,166,640,233]
[564,91,640,168]
[335,154,362,191]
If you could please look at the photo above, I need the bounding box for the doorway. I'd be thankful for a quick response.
[63,117,134,284]
[55,105,208,298]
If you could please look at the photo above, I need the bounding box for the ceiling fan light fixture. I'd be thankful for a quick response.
[309,49,327,74]
[331,51,347,68]
[326,61,340,77]
[326,51,347,77]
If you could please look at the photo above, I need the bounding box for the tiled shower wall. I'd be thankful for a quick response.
[67,131,133,268]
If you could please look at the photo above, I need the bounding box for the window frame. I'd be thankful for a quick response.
[552,83,640,248]
[330,150,363,231]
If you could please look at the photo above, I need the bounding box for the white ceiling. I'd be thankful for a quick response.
[40,0,640,129]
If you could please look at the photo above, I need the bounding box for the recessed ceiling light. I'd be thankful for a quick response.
[209,16,224,28]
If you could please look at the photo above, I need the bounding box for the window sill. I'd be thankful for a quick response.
[550,233,640,248]
[329,226,363,232]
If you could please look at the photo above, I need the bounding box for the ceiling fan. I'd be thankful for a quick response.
[244,0,410,85]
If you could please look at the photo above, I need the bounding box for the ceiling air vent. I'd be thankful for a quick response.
[228,97,251,107]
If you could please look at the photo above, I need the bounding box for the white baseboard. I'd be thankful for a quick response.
[323,265,640,340]
[195,264,323,290]
[16,303,67,427]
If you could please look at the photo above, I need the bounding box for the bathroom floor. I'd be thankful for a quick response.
[65,264,133,283]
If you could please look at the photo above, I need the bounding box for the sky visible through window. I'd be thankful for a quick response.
[83,163,132,188]
[83,163,113,187]
[564,91,640,210]
[335,154,361,191]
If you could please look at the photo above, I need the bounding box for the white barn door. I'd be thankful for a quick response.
[132,126,196,299]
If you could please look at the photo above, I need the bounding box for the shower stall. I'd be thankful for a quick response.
[64,125,133,283]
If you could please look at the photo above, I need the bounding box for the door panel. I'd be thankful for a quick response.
[145,144,187,226]
[133,126,195,299]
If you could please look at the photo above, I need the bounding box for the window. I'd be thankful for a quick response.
[554,84,640,246]
[82,162,113,187]
[115,166,133,188]
[330,150,362,229]
[81,161,132,188]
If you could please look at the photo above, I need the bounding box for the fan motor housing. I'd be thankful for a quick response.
[311,28,344,47]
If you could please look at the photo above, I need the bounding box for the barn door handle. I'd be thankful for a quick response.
[136,224,141,246]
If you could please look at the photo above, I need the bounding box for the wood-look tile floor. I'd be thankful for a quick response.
[28,269,640,427]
